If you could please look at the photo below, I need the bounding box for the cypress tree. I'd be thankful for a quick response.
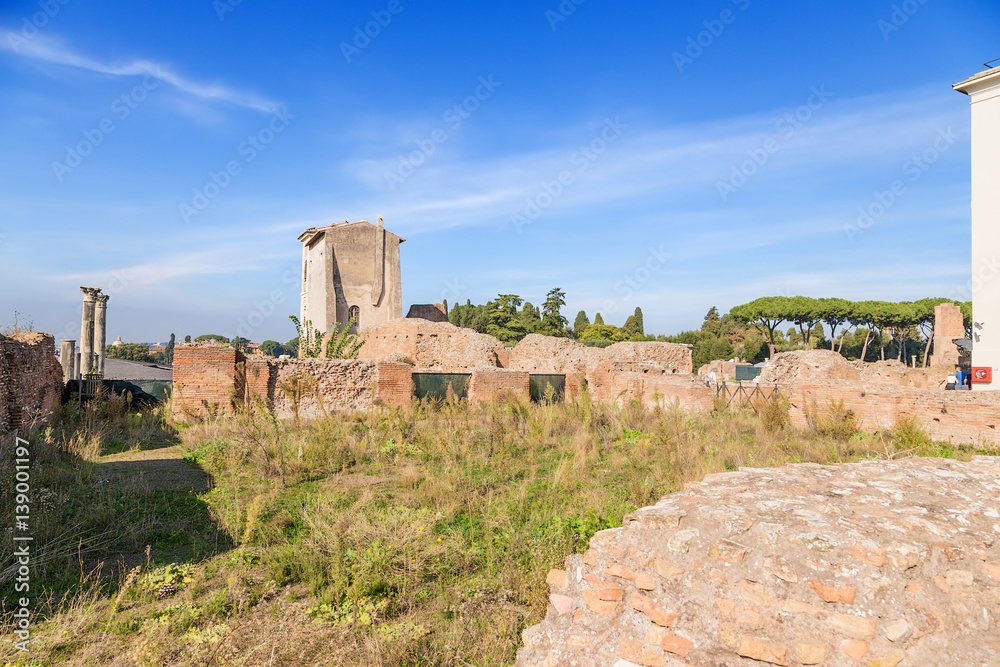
[573,311,590,339]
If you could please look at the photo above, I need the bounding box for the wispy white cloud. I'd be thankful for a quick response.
[341,86,966,236]
[0,33,280,113]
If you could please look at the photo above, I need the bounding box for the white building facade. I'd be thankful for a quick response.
[955,65,1000,389]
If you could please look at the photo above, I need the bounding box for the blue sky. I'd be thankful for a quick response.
[1,0,997,344]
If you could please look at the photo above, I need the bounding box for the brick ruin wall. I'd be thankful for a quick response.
[358,324,693,377]
[172,340,1000,445]
[357,319,506,370]
[0,332,64,434]
[516,456,1000,667]
[171,344,240,412]
[507,335,694,377]
[757,350,947,390]
[172,344,412,420]
[785,381,1000,445]
[467,369,531,403]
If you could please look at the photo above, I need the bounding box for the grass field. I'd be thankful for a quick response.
[0,389,990,666]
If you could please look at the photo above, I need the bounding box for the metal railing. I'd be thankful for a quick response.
[713,381,782,414]
[79,372,104,403]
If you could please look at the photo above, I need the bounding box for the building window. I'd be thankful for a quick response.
[349,305,360,334]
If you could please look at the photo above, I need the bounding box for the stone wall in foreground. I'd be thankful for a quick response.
[0,332,63,434]
[516,456,1000,667]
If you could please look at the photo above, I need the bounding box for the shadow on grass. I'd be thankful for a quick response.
[0,403,234,619]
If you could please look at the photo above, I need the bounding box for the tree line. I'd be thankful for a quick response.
[729,296,971,364]
[108,295,968,370]
[104,333,176,365]
[445,288,654,346]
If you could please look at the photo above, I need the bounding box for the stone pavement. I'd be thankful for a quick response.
[516,457,1000,666]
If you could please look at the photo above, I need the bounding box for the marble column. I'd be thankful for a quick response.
[94,293,109,374]
[79,287,100,376]
[60,340,76,383]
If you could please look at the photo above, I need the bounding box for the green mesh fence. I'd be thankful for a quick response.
[735,366,763,381]
[529,374,565,403]
[412,373,471,401]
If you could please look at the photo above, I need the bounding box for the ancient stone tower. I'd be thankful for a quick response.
[298,216,404,334]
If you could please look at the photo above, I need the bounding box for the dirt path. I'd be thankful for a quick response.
[94,444,213,492]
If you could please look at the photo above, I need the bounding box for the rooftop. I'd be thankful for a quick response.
[103,358,173,381]
[297,219,406,245]
[953,61,1000,93]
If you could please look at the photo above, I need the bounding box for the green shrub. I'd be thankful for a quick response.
[890,415,931,450]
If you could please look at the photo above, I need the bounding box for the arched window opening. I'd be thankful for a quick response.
[348,305,360,334]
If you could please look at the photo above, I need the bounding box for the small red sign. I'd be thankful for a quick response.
[972,367,992,383]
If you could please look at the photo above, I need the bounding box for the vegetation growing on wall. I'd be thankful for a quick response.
[288,315,364,359]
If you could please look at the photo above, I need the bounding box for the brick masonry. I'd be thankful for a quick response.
[508,335,693,377]
[375,362,415,407]
[171,344,239,415]
[588,372,717,414]
[0,332,64,434]
[785,380,1000,445]
[516,456,1000,667]
[357,319,506,370]
[172,344,413,419]
[173,342,1000,444]
[467,369,530,403]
